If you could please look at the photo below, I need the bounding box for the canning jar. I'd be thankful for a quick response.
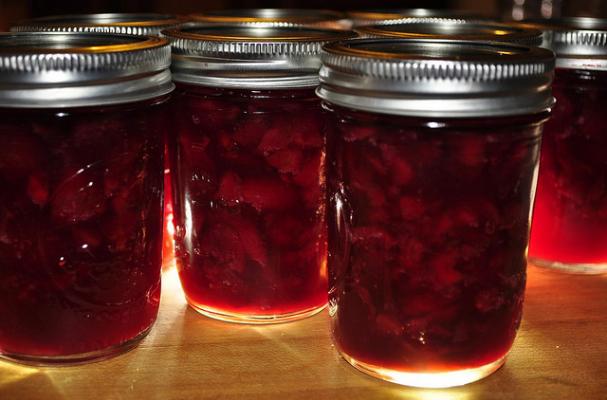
[525,18,607,273]
[12,13,185,271]
[11,13,183,36]
[0,32,173,364]
[163,25,355,323]
[356,21,542,46]
[317,39,554,387]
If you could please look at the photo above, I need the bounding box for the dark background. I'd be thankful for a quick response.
[0,0,494,31]
[1,0,606,31]
[28,0,454,16]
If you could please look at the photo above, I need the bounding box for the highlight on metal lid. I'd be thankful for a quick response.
[162,24,357,89]
[518,17,607,70]
[317,38,555,118]
[346,8,487,27]
[11,13,184,36]
[0,32,174,108]
[189,8,348,29]
[356,21,543,47]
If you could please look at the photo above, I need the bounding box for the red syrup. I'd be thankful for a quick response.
[0,99,166,360]
[170,84,328,321]
[325,105,547,373]
[529,69,607,271]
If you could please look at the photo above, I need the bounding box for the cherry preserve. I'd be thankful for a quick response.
[0,32,173,364]
[317,39,554,387]
[11,14,184,273]
[163,25,355,323]
[525,18,607,273]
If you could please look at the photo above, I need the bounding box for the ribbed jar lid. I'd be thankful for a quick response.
[357,21,543,47]
[317,38,555,118]
[519,17,607,70]
[11,13,183,36]
[190,9,348,29]
[162,24,357,89]
[346,9,486,27]
[0,32,174,108]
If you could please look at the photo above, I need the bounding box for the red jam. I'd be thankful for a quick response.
[325,105,546,373]
[529,69,607,270]
[0,99,166,359]
[170,84,328,320]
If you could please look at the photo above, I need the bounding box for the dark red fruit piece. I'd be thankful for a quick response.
[241,178,297,211]
[27,172,49,207]
[0,132,45,180]
[258,127,291,154]
[217,172,243,206]
[234,115,269,147]
[51,166,107,224]
[266,147,304,175]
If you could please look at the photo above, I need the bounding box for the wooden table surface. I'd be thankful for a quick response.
[1,264,606,400]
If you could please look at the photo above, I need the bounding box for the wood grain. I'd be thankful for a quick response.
[1,264,606,400]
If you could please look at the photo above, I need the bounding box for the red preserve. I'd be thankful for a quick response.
[525,18,607,273]
[317,39,554,387]
[11,14,185,271]
[162,25,356,323]
[0,32,173,364]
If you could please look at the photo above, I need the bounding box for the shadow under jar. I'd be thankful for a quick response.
[162,25,356,324]
[0,32,174,365]
[317,39,555,387]
[524,18,607,274]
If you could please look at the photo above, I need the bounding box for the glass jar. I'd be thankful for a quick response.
[525,18,607,273]
[189,9,348,30]
[356,21,543,46]
[317,39,554,387]
[0,32,173,365]
[11,13,183,36]
[162,25,355,324]
[12,13,186,271]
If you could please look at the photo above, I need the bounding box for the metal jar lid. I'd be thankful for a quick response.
[346,9,485,27]
[0,32,174,108]
[357,21,543,47]
[518,17,607,70]
[11,13,183,36]
[162,25,357,89]
[190,9,348,30]
[317,38,555,118]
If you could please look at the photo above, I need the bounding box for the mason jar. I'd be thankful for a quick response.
[317,38,554,387]
[12,13,186,271]
[356,21,543,46]
[189,9,348,29]
[162,25,355,324]
[524,18,607,274]
[11,13,183,36]
[0,32,173,365]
